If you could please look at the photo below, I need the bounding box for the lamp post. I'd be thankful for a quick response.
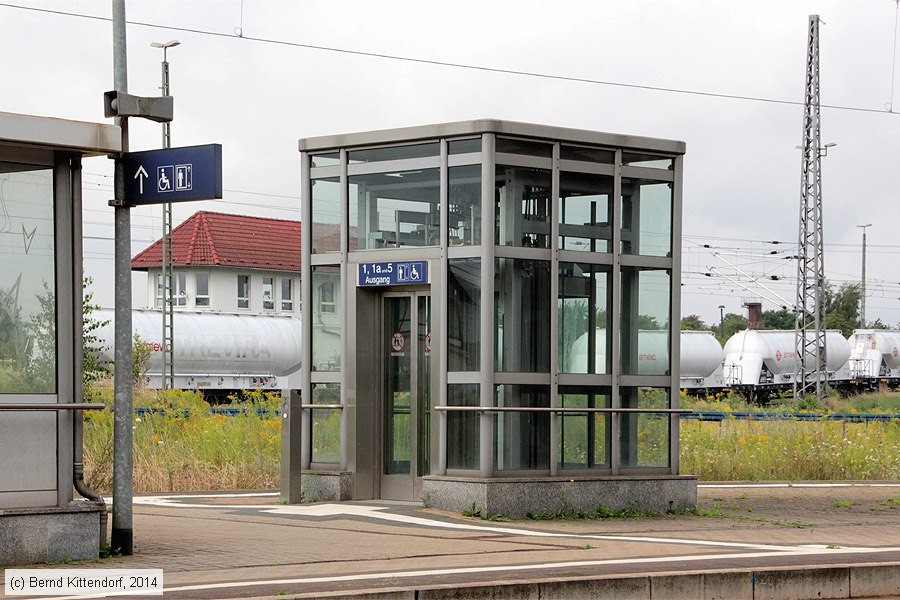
[151,40,179,390]
[857,223,872,327]
[718,304,725,340]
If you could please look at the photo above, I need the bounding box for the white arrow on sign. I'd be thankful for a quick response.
[133,165,149,194]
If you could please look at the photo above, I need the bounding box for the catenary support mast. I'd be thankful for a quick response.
[794,14,828,402]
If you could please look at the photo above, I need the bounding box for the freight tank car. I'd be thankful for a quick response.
[847,329,900,384]
[94,309,302,395]
[722,329,851,399]
[567,330,724,390]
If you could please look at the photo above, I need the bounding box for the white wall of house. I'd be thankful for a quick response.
[141,267,301,315]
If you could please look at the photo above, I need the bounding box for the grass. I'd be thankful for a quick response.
[82,386,900,493]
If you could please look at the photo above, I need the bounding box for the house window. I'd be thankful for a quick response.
[281,278,293,311]
[195,272,209,307]
[156,272,187,306]
[320,281,336,313]
[238,275,250,309]
[263,277,275,310]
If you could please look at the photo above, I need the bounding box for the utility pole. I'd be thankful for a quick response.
[151,40,179,390]
[111,0,133,556]
[857,223,872,327]
[794,14,834,403]
[718,304,725,340]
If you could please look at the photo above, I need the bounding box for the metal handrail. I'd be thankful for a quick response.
[434,406,690,414]
[0,403,106,411]
[299,404,344,410]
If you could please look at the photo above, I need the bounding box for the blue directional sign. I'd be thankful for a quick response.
[358,261,429,286]
[123,144,222,205]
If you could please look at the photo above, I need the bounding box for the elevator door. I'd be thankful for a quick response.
[381,292,431,501]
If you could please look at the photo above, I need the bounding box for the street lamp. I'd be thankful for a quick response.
[857,224,872,327]
[151,39,179,390]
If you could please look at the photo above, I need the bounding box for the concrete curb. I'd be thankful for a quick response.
[275,562,900,600]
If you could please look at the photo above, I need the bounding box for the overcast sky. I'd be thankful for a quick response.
[3,0,899,326]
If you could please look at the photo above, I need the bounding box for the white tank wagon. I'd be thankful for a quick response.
[847,330,900,379]
[567,330,724,387]
[94,309,302,392]
[722,329,851,391]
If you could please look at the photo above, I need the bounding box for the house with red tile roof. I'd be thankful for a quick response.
[131,211,305,314]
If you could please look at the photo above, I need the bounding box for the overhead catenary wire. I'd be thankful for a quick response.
[0,2,898,117]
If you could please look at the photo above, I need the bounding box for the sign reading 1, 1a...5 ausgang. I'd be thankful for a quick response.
[357,261,429,286]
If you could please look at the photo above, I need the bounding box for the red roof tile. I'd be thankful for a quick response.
[131,211,302,272]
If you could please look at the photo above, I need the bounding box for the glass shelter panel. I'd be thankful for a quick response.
[311,266,342,371]
[0,163,55,394]
[559,171,613,253]
[348,142,439,164]
[621,268,670,376]
[496,137,553,158]
[558,386,610,470]
[447,384,479,470]
[560,145,615,164]
[448,138,482,155]
[311,177,342,254]
[495,166,551,248]
[620,387,670,468]
[495,259,550,373]
[558,263,611,374]
[621,179,672,257]
[448,165,481,246]
[383,296,412,475]
[349,168,440,250]
[447,259,480,372]
[493,385,550,471]
[310,383,341,464]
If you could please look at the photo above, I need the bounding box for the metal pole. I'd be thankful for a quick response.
[857,224,871,327]
[160,46,174,390]
[111,0,133,556]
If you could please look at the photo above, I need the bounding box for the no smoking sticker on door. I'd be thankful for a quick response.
[391,332,405,354]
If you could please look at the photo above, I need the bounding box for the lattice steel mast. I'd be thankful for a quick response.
[794,14,828,401]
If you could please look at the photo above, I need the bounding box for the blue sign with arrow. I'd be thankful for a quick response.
[122,144,222,205]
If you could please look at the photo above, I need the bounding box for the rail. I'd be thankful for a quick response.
[682,411,899,423]
[434,406,690,414]
[0,403,106,411]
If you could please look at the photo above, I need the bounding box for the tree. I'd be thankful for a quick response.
[824,282,860,337]
[717,312,748,344]
[681,314,710,331]
[82,276,110,401]
[761,309,795,330]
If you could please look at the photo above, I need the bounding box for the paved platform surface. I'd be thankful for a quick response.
[2,482,899,599]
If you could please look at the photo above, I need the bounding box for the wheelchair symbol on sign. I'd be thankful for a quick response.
[157,166,174,193]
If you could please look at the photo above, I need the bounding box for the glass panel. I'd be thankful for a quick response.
[448,138,481,155]
[195,272,209,307]
[155,274,163,307]
[493,385,549,471]
[237,275,250,309]
[417,295,431,476]
[384,296,412,475]
[560,145,615,163]
[495,259,550,373]
[312,266,341,371]
[281,278,293,311]
[448,165,481,246]
[311,383,341,464]
[311,152,340,167]
[495,166,550,248]
[621,179,672,257]
[622,152,674,169]
[559,171,613,252]
[620,387,670,468]
[262,277,274,310]
[311,177,341,254]
[496,137,553,158]
[447,384,479,470]
[349,168,440,250]
[447,259,480,371]
[558,386,610,469]
[621,268,670,375]
[175,273,187,306]
[349,142,440,163]
[559,263,610,374]
[0,163,55,394]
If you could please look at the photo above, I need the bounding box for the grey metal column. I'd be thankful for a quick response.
[669,156,684,476]
[479,134,495,478]
[609,149,622,475]
[548,143,560,476]
[111,0,133,556]
[437,140,449,475]
[299,153,313,472]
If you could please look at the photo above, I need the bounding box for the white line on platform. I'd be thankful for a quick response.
[699,483,900,488]
[43,545,900,600]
